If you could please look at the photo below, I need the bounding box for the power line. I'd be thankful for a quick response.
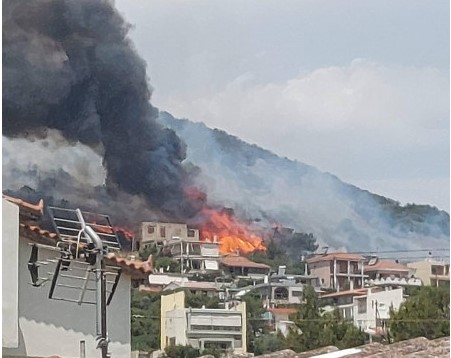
[348,249,449,255]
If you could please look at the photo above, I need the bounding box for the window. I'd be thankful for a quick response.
[160,226,166,238]
[274,287,289,300]
[147,225,155,234]
[357,298,367,314]
[188,229,196,237]
[292,290,303,297]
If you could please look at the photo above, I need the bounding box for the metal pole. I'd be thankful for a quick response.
[84,225,109,358]
[101,257,108,358]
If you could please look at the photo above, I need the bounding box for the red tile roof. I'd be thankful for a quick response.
[3,194,44,215]
[221,255,270,269]
[4,194,153,277]
[21,223,58,239]
[320,288,368,299]
[364,260,410,272]
[268,307,298,316]
[307,252,365,263]
[105,253,153,275]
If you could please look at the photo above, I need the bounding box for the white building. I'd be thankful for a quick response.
[2,196,152,358]
[161,291,247,354]
[320,286,404,334]
[353,287,404,335]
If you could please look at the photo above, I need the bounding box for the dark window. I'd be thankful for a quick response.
[147,225,155,234]
[188,229,196,237]
[160,226,166,238]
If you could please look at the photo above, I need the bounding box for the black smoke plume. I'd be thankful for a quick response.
[3,0,199,219]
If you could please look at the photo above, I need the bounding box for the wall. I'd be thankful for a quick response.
[353,288,403,330]
[2,199,19,348]
[2,212,131,357]
[165,309,188,347]
[139,222,199,244]
[308,261,331,288]
[407,260,450,286]
[160,291,186,350]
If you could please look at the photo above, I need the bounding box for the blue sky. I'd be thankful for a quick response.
[116,0,450,210]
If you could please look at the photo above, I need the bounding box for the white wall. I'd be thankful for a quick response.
[165,309,188,346]
[3,235,131,358]
[2,199,20,348]
[353,288,403,330]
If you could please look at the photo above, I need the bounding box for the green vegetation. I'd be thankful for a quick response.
[164,345,200,358]
[242,291,268,352]
[249,230,318,273]
[390,286,450,342]
[286,286,365,352]
[131,290,161,352]
[185,291,220,309]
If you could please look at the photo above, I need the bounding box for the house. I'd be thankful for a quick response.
[320,289,368,321]
[233,279,307,306]
[363,259,421,288]
[353,287,404,335]
[221,254,270,279]
[307,252,367,291]
[2,196,152,358]
[136,221,199,248]
[407,259,450,287]
[165,237,221,274]
[160,291,247,354]
[320,286,404,334]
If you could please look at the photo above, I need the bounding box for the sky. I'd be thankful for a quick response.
[115,0,450,211]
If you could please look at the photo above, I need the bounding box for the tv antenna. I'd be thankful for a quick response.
[28,207,123,358]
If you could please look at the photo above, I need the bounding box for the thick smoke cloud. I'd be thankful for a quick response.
[3,0,198,218]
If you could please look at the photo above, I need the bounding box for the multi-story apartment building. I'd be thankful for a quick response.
[407,259,450,287]
[307,252,367,291]
[161,291,247,354]
[136,221,221,274]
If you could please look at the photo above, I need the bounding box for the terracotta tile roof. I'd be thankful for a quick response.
[106,253,153,275]
[307,252,365,263]
[268,307,298,316]
[320,288,368,299]
[253,336,450,357]
[20,223,58,239]
[21,223,152,276]
[221,254,271,269]
[3,194,44,215]
[364,260,410,273]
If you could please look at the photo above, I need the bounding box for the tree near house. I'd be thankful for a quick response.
[286,285,365,352]
[389,286,450,342]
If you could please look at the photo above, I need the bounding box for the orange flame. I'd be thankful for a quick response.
[88,222,134,241]
[113,226,134,241]
[198,208,266,254]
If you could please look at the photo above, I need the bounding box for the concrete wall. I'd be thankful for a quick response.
[2,199,19,348]
[308,261,331,288]
[161,292,247,354]
[160,291,186,350]
[165,309,188,347]
[353,288,403,330]
[407,260,450,286]
[2,200,131,358]
[139,222,199,244]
